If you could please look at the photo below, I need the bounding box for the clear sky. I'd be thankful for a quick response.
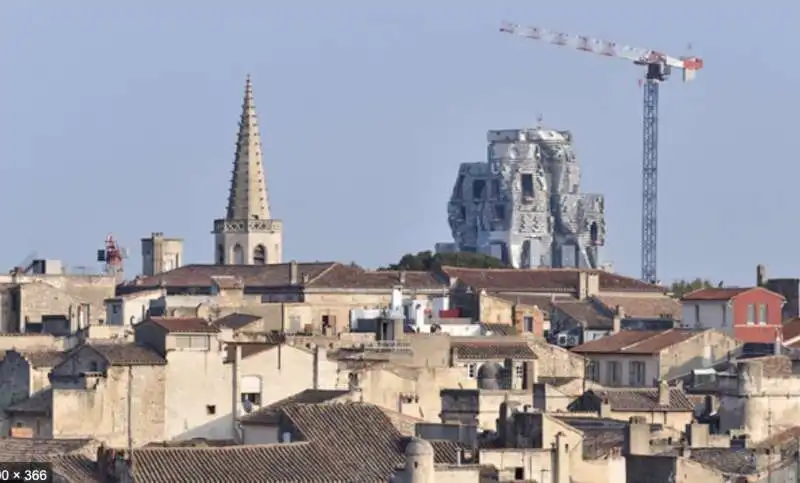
[0,2,794,286]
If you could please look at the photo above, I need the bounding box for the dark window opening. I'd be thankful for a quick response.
[216,245,225,265]
[491,179,500,197]
[206,405,216,415]
[253,245,266,264]
[590,222,599,244]
[472,180,486,199]
[88,361,99,372]
[493,205,505,221]
[241,393,261,405]
[459,206,466,219]
[521,174,534,197]
[514,468,524,479]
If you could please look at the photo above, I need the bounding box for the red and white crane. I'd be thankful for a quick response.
[500,21,704,283]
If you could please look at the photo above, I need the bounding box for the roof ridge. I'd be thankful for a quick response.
[619,330,670,352]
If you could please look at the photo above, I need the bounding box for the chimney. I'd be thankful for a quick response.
[553,431,570,483]
[399,270,406,285]
[774,327,783,355]
[657,380,670,406]
[756,264,767,287]
[612,305,624,333]
[289,260,298,285]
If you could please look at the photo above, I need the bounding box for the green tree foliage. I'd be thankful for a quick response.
[669,278,724,298]
[381,250,509,271]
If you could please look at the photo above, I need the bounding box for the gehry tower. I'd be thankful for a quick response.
[212,75,283,265]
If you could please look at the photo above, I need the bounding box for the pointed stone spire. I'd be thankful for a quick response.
[225,74,270,220]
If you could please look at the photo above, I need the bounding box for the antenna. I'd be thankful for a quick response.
[98,233,128,276]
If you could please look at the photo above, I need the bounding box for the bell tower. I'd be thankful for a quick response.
[212,75,283,265]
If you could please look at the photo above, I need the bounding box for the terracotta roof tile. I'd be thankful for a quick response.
[121,262,336,290]
[213,313,261,330]
[87,343,166,366]
[440,266,663,293]
[597,388,695,412]
[147,317,220,334]
[0,437,97,462]
[51,454,100,482]
[571,329,702,355]
[451,339,537,360]
[240,390,352,425]
[19,349,66,368]
[593,295,681,320]
[682,287,752,301]
[555,300,611,329]
[223,338,285,363]
[307,265,447,290]
[783,318,800,342]
[480,323,519,336]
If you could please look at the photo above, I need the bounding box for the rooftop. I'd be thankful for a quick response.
[146,317,220,334]
[239,389,352,425]
[450,339,537,360]
[213,313,261,330]
[440,266,664,293]
[571,329,704,355]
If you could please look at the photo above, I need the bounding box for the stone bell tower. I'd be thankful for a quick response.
[212,75,283,265]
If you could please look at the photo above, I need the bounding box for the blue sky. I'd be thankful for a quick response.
[0,2,794,285]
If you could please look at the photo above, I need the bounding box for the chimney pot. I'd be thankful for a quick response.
[290,260,299,285]
[757,264,767,287]
[657,380,670,406]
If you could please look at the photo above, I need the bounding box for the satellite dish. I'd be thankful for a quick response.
[242,398,253,413]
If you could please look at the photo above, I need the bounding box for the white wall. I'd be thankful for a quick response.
[681,301,731,333]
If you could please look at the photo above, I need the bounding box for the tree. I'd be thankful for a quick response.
[381,250,509,271]
[669,278,724,298]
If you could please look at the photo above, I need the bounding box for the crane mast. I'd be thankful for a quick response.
[500,22,703,283]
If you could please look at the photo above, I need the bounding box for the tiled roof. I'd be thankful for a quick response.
[593,295,681,320]
[146,317,220,334]
[121,262,336,290]
[681,287,751,301]
[87,343,167,366]
[783,317,800,342]
[571,329,702,355]
[132,402,425,482]
[440,266,664,293]
[20,349,66,368]
[51,454,99,482]
[210,275,243,290]
[6,388,52,415]
[480,323,518,336]
[240,389,352,425]
[555,300,612,329]
[307,265,447,290]
[451,339,537,360]
[598,388,695,412]
[214,313,261,330]
[223,338,285,363]
[0,437,97,462]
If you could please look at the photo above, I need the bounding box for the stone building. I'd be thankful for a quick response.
[444,127,606,269]
[212,75,283,266]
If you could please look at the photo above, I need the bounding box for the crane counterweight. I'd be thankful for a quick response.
[500,20,703,283]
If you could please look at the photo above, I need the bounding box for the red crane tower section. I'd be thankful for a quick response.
[97,234,126,275]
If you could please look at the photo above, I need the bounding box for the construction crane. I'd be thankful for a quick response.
[500,21,704,283]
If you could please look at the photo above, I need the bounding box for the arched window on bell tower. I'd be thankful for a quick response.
[233,244,245,265]
[253,245,266,264]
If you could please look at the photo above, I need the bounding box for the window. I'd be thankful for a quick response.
[629,361,646,386]
[459,206,466,220]
[472,180,486,199]
[515,364,524,378]
[523,316,534,332]
[521,174,534,197]
[747,304,755,325]
[216,245,225,265]
[253,245,266,265]
[241,393,261,406]
[88,361,99,372]
[694,304,700,323]
[233,244,245,265]
[467,363,477,378]
[586,361,599,382]
[514,468,524,479]
[606,361,621,386]
[111,305,119,315]
[758,304,767,325]
[721,305,728,327]
[206,405,216,415]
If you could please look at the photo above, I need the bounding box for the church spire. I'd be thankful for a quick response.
[225,74,270,220]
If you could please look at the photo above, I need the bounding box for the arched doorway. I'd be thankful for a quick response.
[216,245,225,265]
